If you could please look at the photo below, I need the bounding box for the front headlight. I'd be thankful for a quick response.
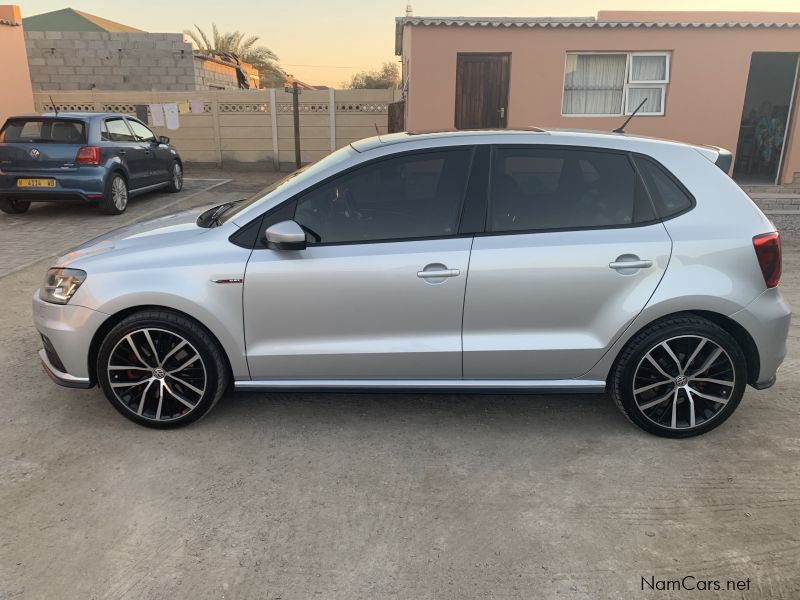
[40,268,87,305]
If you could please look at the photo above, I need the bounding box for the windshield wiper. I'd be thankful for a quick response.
[196,199,245,228]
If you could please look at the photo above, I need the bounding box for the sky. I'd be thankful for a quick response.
[18,0,800,86]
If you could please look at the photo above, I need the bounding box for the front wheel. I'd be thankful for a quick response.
[96,310,229,428]
[0,198,31,214]
[611,315,747,438]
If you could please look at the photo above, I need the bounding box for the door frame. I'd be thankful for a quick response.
[776,54,800,185]
[454,52,511,129]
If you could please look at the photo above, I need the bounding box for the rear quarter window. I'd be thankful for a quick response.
[0,119,87,144]
[634,156,694,218]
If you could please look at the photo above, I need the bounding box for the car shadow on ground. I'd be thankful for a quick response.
[200,389,633,438]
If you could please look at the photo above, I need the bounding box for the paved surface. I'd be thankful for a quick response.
[0,176,226,278]
[0,173,799,599]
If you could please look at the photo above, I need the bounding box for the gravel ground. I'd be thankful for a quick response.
[0,179,798,599]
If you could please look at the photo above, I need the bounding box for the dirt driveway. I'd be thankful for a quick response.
[0,175,798,599]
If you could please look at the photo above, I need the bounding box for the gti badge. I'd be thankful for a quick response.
[29,148,41,159]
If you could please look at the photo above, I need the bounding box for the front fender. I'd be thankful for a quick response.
[67,230,252,379]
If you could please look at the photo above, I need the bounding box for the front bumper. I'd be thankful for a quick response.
[32,292,106,388]
[39,348,92,388]
[730,287,791,388]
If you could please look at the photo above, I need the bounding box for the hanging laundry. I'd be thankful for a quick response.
[163,103,180,130]
[149,104,165,127]
[178,100,191,115]
[190,99,205,114]
[134,104,148,124]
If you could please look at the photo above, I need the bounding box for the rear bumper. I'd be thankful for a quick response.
[32,292,106,387]
[730,287,791,388]
[0,168,106,202]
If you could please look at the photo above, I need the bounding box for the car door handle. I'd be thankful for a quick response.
[117,150,126,156]
[609,259,653,270]
[417,268,460,278]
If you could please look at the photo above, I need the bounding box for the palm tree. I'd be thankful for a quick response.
[183,23,286,88]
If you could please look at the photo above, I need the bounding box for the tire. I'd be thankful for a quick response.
[99,172,128,215]
[166,161,183,193]
[611,314,747,438]
[0,198,31,214]
[96,310,229,428]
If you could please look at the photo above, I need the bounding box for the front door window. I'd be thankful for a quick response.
[293,149,472,244]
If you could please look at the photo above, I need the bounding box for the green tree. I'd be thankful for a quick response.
[183,23,286,88]
[345,62,400,89]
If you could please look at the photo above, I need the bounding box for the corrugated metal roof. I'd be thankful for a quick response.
[395,15,800,54]
[23,8,143,33]
[398,15,800,28]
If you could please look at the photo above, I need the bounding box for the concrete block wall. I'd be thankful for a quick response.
[24,31,197,91]
[193,56,239,90]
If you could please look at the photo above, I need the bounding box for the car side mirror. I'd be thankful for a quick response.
[158,136,170,145]
[264,220,307,251]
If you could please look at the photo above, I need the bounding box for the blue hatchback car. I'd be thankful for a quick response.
[0,112,183,215]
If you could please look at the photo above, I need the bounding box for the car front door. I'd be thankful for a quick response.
[462,145,673,380]
[126,118,170,184]
[103,118,151,190]
[243,148,477,380]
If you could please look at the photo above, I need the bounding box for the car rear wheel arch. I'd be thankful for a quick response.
[607,310,759,389]
[87,305,233,387]
[106,167,128,187]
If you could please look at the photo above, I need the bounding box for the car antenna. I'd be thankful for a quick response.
[374,122,383,142]
[49,95,58,117]
[613,97,647,134]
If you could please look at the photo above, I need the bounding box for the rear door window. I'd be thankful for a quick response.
[0,119,86,144]
[104,119,135,142]
[489,147,655,232]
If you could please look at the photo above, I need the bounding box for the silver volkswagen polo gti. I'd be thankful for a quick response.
[33,130,790,437]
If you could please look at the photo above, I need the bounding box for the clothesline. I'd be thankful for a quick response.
[133,100,206,131]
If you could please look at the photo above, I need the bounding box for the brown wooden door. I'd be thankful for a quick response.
[455,53,510,129]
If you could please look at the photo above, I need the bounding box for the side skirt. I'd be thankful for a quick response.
[129,181,170,197]
[234,379,607,394]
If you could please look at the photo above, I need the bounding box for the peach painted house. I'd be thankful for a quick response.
[395,11,800,185]
[0,5,33,126]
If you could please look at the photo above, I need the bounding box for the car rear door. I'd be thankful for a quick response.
[242,147,479,380]
[462,145,672,380]
[103,117,151,189]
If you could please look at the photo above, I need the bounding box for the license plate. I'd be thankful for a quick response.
[17,178,56,188]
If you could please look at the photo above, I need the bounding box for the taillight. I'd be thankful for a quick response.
[753,232,782,288]
[75,146,101,166]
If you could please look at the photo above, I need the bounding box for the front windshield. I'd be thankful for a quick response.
[219,145,357,223]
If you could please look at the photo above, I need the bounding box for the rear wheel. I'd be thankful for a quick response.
[611,315,747,438]
[0,198,31,214]
[99,173,128,215]
[166,161,183,193]
[96,310,229,428]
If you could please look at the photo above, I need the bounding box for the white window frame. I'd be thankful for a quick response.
[628,52,670,84]
[561,51,670,117]
[625,85,666,116]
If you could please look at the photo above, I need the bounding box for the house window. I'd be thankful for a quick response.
[563,52,669,116]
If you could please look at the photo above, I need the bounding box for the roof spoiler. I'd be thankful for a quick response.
[704,145,733,175]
